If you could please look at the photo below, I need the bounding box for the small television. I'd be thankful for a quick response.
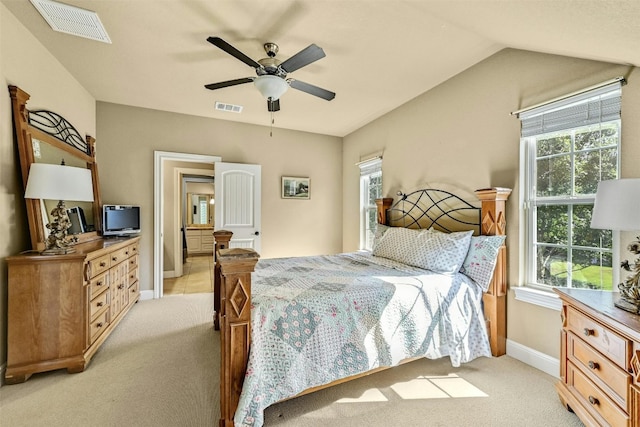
[102,205,141,237]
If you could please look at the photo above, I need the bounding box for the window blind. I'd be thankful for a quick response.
[357,157,382,176]
[518,80,623,137]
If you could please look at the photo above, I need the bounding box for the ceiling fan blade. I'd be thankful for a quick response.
[204,77,253,90]
[279,44,326,73]
[207,37,262,69]
[267,99,281,112]
[289,79,335,101]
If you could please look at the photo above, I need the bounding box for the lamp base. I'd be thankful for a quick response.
[40,247,76,256]
[614,297,640,315]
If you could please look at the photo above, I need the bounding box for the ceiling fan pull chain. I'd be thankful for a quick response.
[270,111,274,137]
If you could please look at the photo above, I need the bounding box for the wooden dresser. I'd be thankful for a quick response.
[5,236,141,384]
[555,288,640,426]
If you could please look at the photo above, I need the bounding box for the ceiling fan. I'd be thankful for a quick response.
[204,37,335,112]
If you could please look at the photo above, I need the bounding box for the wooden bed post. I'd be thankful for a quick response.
[475,187,512,357]
[217,247,259,427]
[213,230,233,330]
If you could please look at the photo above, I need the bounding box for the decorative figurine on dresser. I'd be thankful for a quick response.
[5,86,141,384]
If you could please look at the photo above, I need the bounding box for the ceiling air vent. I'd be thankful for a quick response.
[30,0,111,44]
[215,102,243,114]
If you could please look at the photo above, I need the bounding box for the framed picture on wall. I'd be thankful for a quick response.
[282,176,310,199]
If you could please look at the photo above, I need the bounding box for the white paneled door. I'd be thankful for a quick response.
[214,162,262,253]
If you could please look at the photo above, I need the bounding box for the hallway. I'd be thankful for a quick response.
[163,255,213,295]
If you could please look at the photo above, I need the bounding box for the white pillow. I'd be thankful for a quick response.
[371,224,390,252]
[372,227,424,262]
[410,229,473,274]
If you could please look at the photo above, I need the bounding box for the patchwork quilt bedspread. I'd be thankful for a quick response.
[234,252,491,427]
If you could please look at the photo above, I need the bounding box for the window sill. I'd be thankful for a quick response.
[513,286,562,311]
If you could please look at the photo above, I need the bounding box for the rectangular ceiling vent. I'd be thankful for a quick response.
[30,0,111,44]
[215,102,243,114]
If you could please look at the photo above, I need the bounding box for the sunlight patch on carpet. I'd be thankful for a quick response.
[333,373,488,403]
[391,374,488,400]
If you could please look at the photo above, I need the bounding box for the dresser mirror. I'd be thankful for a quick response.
[10,86,103,250]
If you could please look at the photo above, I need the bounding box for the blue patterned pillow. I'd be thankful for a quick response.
[410,229,473,274]
[460,235,506,291]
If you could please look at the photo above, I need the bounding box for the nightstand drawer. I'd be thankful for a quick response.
[568,362,629,427]
[567,306,629,369]
[568,332,631,410]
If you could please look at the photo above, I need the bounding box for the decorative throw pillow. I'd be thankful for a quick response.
[460,235,506,291]
[372,227,424,263]
[408,229,473,275]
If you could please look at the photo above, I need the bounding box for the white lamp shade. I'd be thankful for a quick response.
[25,163,94,202]
[591,178,640,230]
[253,75,289,100]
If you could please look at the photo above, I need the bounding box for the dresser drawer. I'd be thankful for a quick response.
[128,279,139,299]
[124,242,138,258]
[109,247,129,266]
[128,254,139,270]
[88,271,109,299]
[90,309,110,343]
[568,332,631,410]
[89,290,109,321]
[566,306,630,369]
[87,254,110,279]
[568,362,630,427]
[128,266,139,285]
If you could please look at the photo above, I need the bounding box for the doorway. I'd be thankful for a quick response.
[153,151,221,298]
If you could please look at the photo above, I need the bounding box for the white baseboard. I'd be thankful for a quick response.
[506,339,559,378]
[163,270,177,279]
[139,290,154,300]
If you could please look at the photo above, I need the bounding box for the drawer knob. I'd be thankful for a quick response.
[100,261,106,267]
[97,281,103,287]
[97,322,103,328]
[588,360,599,370]
[112,257,118,261]
[97,302,104,307]
[583,328,595,337]
[588,395,599,406]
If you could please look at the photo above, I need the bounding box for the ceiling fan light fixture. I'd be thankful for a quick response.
[254,75,289,101]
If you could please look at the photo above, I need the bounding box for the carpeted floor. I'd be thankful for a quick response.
[0,294,584,426]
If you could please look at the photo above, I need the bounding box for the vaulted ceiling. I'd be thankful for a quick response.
[4,1,639,137]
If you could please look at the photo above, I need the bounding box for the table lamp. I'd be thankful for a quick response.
[591,178,640,314]
[24,162,94,255]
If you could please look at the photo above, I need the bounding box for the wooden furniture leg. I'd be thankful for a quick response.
[217,247,259,427]
[475,188,511,356]
[213,230,233,330]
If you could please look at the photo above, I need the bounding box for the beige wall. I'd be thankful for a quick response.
[1,4,95,372]
[343,48,640,358]
[96,102,343,292]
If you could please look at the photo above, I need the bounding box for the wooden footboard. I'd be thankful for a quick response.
[214,187,511,426]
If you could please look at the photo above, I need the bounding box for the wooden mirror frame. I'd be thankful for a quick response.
[10,86,103,250]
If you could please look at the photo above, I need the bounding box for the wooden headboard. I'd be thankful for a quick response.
[376,187,512,356]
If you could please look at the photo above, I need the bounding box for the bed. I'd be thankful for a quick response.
[213,187,511,427]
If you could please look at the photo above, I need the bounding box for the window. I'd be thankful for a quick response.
[519,81,623,291]
[358,157,382,250]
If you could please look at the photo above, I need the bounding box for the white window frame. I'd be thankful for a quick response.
[358,158,382,251]
[516,80,623,307]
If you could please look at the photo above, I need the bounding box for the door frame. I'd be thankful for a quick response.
[153,151,221,299]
